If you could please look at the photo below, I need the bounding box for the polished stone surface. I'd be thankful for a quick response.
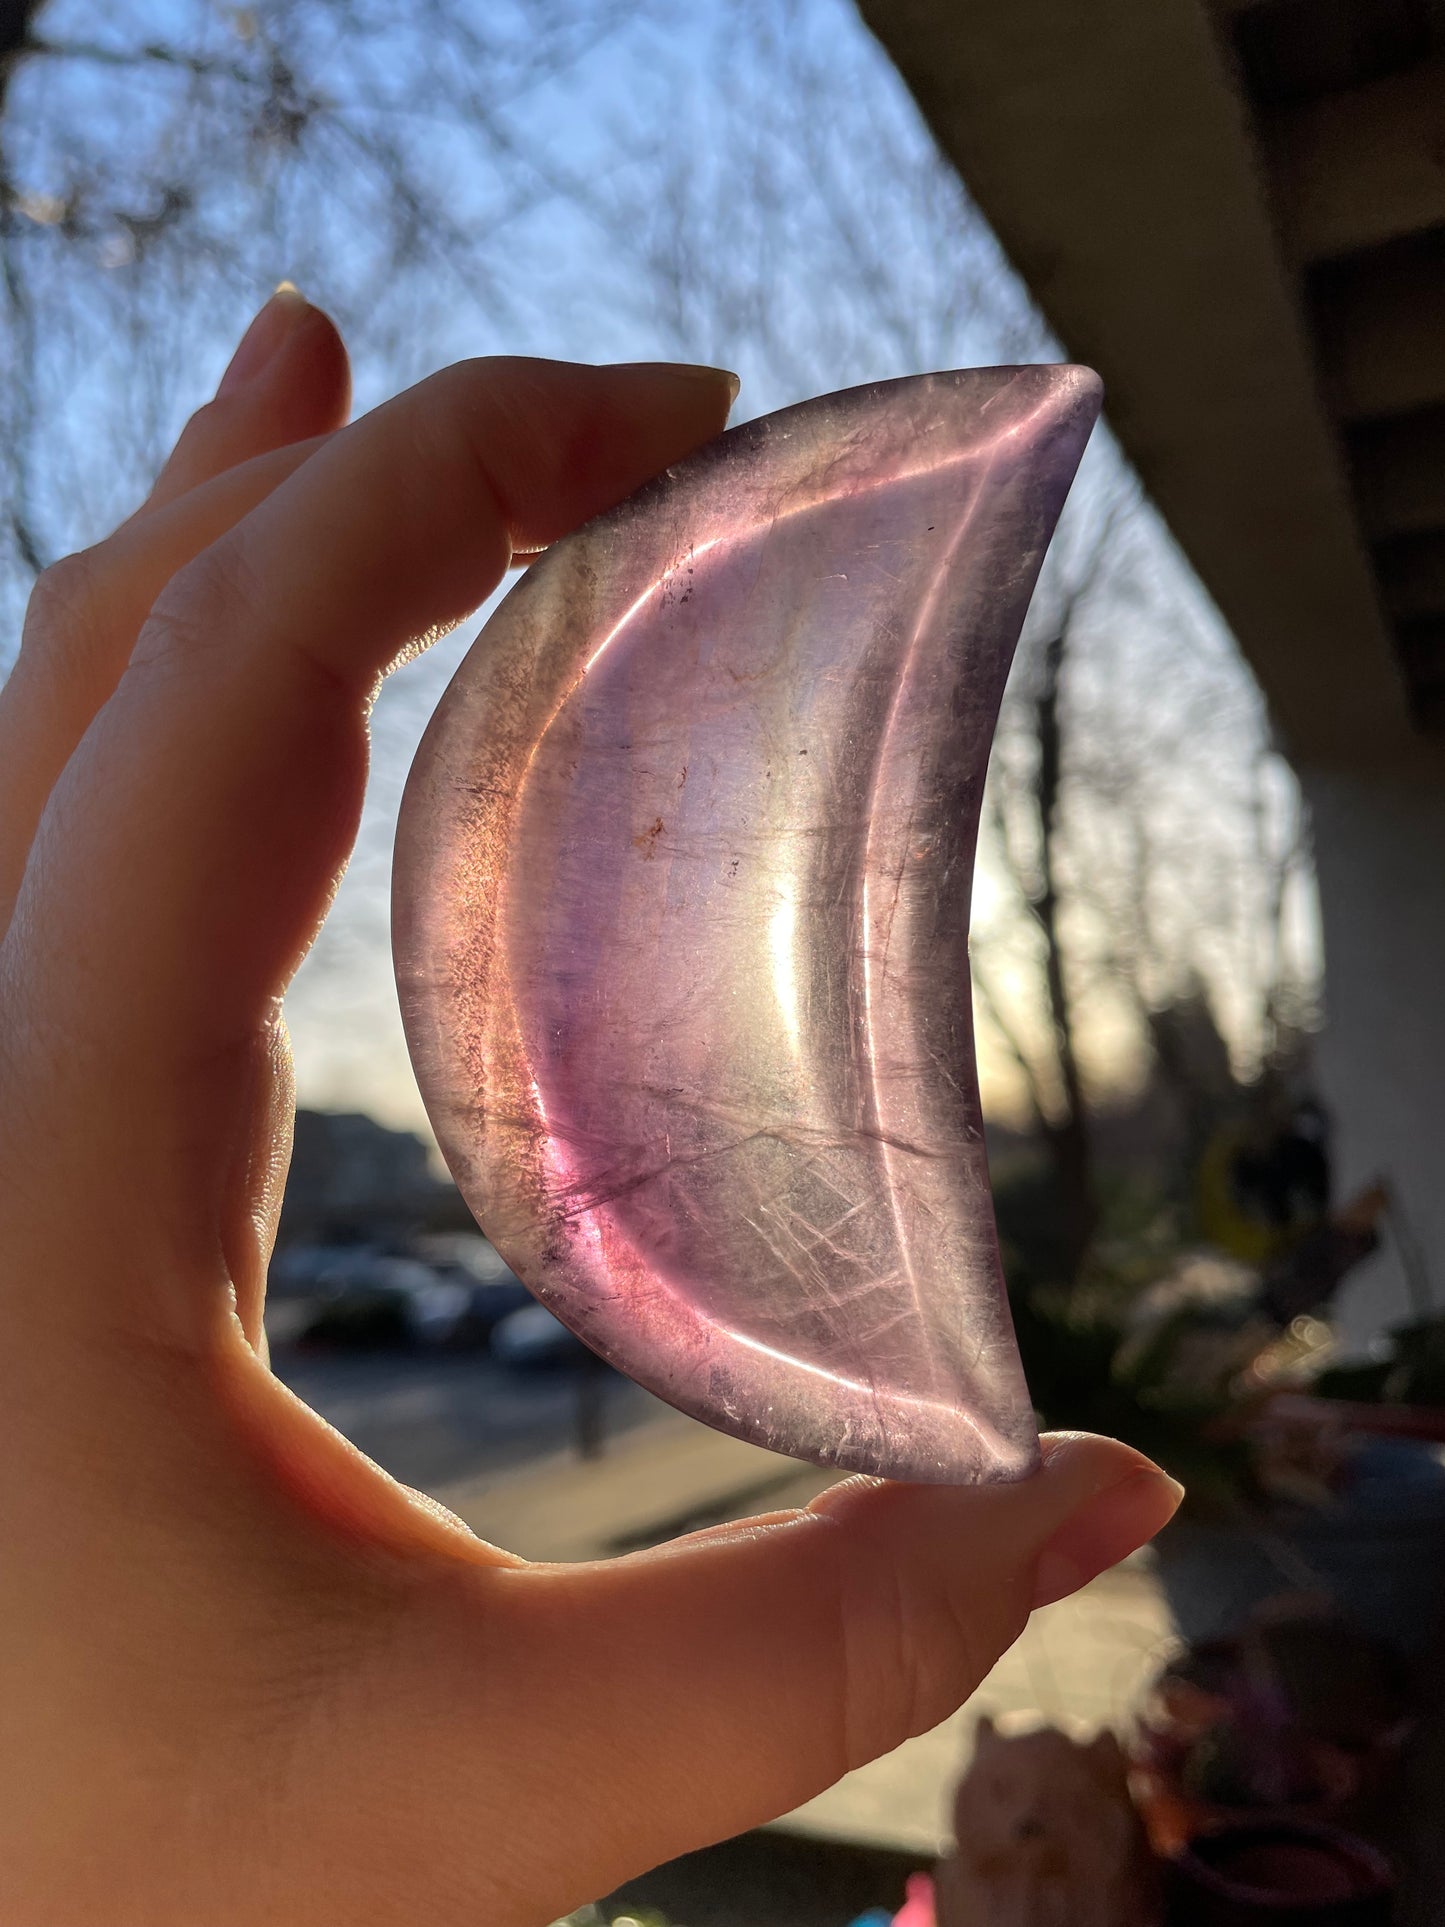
[394,366,1101,1481]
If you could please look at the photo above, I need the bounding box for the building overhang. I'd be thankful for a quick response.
[861,0,1445,768]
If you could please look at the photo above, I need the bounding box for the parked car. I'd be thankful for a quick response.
[267,1239,541,1353]
[293,1253,437,1350]
[298,1280,413,1350]
[490,1302,594,1371]
[442,1279,536,1348]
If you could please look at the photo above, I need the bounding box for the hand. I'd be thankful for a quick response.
[0,291,1182,1926]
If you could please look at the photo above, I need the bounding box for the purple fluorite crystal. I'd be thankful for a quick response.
[394,366,1101,1482]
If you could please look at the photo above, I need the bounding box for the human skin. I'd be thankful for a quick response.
[0,290,1182,1926]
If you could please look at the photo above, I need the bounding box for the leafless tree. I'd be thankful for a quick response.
[972,490,1318,1276]
[971,511,1126,1280]
[0,0,645,644]
[1,0,1320,1240]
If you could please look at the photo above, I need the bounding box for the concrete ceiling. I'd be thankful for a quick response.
[859,0,1445,765]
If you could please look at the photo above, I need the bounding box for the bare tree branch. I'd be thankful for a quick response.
[0,0,1322,1212]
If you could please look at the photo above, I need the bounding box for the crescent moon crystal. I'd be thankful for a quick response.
[393,366,1102,1483]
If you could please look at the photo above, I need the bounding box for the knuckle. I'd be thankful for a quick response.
[417,356,540,457]
[833,1554,1018,1770]
[22,549,103,659]
[167,395,229,466]
[181,394,226,441]
[18,549,115,716]
[409,361,506,467]
[131,537,261,676]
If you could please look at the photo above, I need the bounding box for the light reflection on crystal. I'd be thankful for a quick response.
[394,366,1102,1482]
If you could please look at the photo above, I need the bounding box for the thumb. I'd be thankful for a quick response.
[508,1433,1180,1897]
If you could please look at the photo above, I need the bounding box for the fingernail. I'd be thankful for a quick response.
[218,283,310,396]
[1030,1467,1183,1610]
[615,361,741,405]
[674,363,741,405]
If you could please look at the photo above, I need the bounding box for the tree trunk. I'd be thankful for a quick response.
[1032,630,1097,1281]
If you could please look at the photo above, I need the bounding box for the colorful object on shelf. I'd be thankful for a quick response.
[1133,1614,1412,1859]
[395,367,1100,1480]
[893,1872,938,1926]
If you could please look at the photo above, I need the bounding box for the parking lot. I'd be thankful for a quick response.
[269,1342,667,1495]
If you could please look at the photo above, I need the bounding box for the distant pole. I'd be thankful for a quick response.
[1387,1182,1435,1320]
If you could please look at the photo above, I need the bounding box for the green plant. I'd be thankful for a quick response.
[1008,1274,1260,1510]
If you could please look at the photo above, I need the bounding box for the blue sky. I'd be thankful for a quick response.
[1,0,1313,1134]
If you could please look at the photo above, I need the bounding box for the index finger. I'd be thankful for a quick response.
[3,357,737,1330]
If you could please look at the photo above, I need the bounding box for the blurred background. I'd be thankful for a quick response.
[3,1,1444,1921]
